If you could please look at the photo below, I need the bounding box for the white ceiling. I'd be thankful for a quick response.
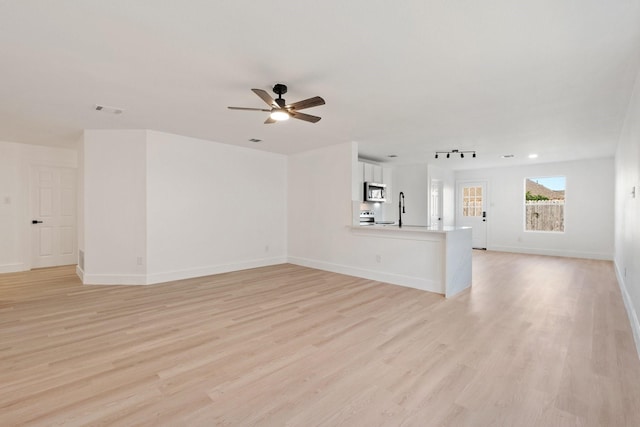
[1,1,639,170]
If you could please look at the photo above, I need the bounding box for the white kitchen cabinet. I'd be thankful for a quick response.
[363,162,383,183]
[359,160,393,205]
[363,162,374,182]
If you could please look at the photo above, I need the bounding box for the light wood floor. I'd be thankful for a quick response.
[1,252,640,426]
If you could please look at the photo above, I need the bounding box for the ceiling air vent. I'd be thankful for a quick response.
[94,104,123,114]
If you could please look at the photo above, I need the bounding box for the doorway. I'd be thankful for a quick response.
[456,181,487,249]
[30,166,77,268]
[430,179,443,227]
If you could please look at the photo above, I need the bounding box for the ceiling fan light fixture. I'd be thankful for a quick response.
[270,110,290,121]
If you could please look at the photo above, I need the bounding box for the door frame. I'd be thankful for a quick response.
[455,179,489,249]
[429,178,443,227]
[29,165,78,269]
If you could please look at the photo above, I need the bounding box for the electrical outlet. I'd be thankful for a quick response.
[375,254,381,263]
[265,245,269,253]
[136,256,143,266]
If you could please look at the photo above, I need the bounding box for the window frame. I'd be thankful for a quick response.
[523,175,567,234]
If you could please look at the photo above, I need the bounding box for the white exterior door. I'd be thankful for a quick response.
[456,181,487,249]
[31,166,77,268]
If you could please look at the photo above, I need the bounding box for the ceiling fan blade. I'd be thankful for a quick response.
[228,106,271,112]
[252,89,278,108]
[264,117,277,124]
[290,111,321,123]
[286,96,325,111]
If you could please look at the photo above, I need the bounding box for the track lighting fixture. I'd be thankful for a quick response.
[434,149,477,159]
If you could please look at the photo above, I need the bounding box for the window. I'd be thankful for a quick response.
[525,176,565,232]
[463,186,483,217]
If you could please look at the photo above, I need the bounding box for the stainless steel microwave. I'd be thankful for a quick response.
[364,182,386,202]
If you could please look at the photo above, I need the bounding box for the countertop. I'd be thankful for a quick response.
[352,224,471,234]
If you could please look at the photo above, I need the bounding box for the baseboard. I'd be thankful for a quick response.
[489,245,613,261]
[82,273,148,285]
[615,260,640,359]
[287,256,443,294]
[0,263,27,274]
[144,256,287,285]
[78,256,287,286]
[75,265,84,282]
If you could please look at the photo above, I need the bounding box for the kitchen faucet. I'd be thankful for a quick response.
[398,191,405,228]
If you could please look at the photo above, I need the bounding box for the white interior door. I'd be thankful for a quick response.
[430,179,443,227]
[456,181,487,249]
[31,166,77,268]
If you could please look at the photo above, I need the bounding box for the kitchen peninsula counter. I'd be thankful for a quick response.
[350,224,472,297]
[352,224,469,233]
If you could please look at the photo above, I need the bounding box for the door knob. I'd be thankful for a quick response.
[32,220,43,224]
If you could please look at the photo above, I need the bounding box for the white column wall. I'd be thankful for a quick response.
[145,130,287,284]
[81,129,287,285]
[82,130,148,284]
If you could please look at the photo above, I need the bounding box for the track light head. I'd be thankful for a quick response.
[439,149,476,159]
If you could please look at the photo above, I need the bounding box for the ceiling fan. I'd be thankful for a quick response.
[228,83,325,124]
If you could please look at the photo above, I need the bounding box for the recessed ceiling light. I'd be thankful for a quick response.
[528,153,538,159]
[501,154,515,158]
[248,138,262,143]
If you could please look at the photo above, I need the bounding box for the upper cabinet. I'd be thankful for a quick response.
[363,163,383,183]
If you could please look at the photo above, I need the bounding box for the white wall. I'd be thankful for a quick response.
[0,141,77,273]
[376,163,455,227]
[81,129,287,285]
[0,142,24,272]
[145,130,287,283]
[288,142,354,265]
[77,135,84,271]
[82,130,148,284]
[615,66,640,356]
[392,164,429,226]
[456,158,615,260]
